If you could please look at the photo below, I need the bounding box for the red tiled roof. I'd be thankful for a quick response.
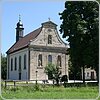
[7,27,42,54]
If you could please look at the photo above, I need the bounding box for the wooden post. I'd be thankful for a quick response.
[36,71,38,85]
[14,81,16,91]
[5,80,7,88]
[53,79,54,88]
[26,81,28,84]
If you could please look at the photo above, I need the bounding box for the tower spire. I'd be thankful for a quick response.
[16,15,24,42]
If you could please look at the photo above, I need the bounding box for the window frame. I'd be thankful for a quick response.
[87,72,89,77]
[48,55,52,63]
[38,54,42,66]
[24,54,27,69]
[48,35,52,44]
[15,57,17,70]
[19,56,21,70]
[57,55,61,67]
[11,58,13,71]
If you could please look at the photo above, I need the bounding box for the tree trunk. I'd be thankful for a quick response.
[96,71,99,83]
[95,64,99,83]
[74,72,75,83]
[82,66,85,84]
[56,79,59,86]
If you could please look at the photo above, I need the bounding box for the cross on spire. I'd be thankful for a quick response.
[19,14,21,22]
[48,17,50,21]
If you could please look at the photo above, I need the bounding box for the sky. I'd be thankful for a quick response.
[1,1,67,55]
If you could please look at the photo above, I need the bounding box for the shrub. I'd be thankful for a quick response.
[61,75,68,82]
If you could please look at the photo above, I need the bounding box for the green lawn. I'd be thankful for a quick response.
[1,84,99,99]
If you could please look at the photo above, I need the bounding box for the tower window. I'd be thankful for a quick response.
[24,54,26,69]
[48,35,52,44]
[38,54,42,66]
[15,57,17,70]
[11,58,13,71]
[57,55,61,67]
[48,55,52,63]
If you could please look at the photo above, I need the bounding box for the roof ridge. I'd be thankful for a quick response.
[23,27,41,38]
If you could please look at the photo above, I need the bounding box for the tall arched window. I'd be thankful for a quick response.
[48,35,52,44]
[19,56,21,70]
[11,58,13,71]
[24,54,27,69]
[15,57,17,70]
[48,55,52,63]
[57,55,61,67]
[38,54,42,66]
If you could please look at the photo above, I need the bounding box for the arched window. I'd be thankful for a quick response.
[57,55,61,67]
[15,57,17,70]
[11,58,13,71]
[24,54,26,69]
[19,56,21,70]
[38,54,42,66]
[48,55,52,63]
[48,35,52,44]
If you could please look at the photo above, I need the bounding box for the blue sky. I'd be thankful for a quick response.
[2,1,67,55]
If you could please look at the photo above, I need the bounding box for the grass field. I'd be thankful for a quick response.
[1,84,99,99]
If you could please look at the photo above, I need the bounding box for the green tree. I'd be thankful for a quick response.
[59,1,99,83]
[1,54,7,80]
[45,63,55,79]
[45,63,61,85]
[97,0,100,3]
[68,57,82,81]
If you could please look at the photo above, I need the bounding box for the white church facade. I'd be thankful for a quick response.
[6,18,69,81]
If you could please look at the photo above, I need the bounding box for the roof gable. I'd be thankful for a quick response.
[42,21,57,29]
[30,26,67,48]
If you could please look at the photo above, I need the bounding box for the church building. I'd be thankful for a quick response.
[6,17,69,81]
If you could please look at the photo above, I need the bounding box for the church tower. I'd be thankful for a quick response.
[16,15,24,42]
